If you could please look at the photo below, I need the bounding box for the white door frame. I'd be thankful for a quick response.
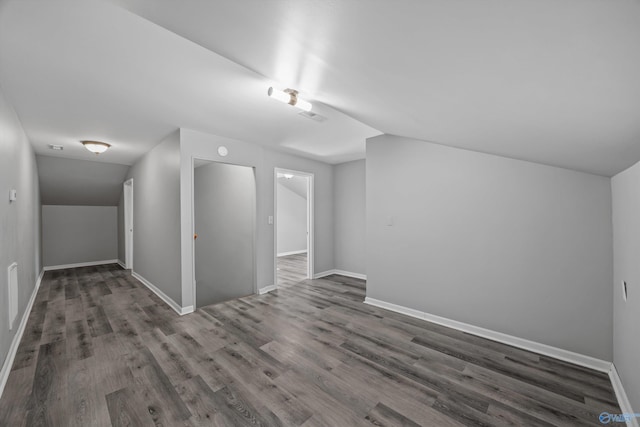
[123,179,134,269]
[274,168,314,286]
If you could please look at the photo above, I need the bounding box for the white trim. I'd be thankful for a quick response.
[609,364,639,427]
[131,271,193,316]
[7,262,18,330]
[364,297,424,318]
[258,284,278,295]
[277,250,307,257]
[117,260,126,269]
[307,175,314,280]
[123,178,134,270]
[314,269,367,281]
[0,269,44,400]
[181,306,195,315]
[333,270,367,280]
[363,297,612,373]
[313,270,334,279]
[43,259,119,271]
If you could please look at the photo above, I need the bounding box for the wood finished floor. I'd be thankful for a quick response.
[0,263,621,426]
[277,253,308,285]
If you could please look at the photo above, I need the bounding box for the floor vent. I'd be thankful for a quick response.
[7,263,18,330]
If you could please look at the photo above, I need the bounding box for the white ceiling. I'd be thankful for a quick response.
[0,0,378,167]
[1,0,640,176]
[277,174,308,199]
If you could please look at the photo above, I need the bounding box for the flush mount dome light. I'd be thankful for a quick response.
[267,87,312,112]
[82,140,111,154]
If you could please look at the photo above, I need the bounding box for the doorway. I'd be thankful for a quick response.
[123,179,134,269]
[275,168,313,286]
[194,160,256,308]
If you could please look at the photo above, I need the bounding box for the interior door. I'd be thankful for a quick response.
[194,161,255,307]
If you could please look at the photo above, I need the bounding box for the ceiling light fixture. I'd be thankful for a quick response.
[81,140,111,154]
[267,87,312,112]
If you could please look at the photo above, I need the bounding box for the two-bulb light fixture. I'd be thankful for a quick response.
[82,140,111,154]
[267,87,312,112]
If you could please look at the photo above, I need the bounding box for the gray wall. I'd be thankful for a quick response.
[277,180,307,255]
[0,87,41,372]
[41,205,118,267]
[180,128,334,307]
[612,160,640,412]
[194,162,255,307]
[127,130,182,305]
[367,134,613,360]
[334,159,366,275]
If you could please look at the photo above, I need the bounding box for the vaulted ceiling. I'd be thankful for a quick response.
[0,0,379,170]
[277,174,308,200]
[1,0,639,180]
[37,155,130,206]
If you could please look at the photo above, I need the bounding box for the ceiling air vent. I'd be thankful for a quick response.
[298,110,327,122]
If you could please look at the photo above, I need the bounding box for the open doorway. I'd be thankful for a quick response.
[275,168,314,286]
[123,179,134,269]
[194,159,256,308]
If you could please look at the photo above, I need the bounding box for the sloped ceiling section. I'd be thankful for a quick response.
[109,0,640,176]
[1,0,639,176]
[278,175,307,199]
[0,0,379,167]
[37,155,130,206]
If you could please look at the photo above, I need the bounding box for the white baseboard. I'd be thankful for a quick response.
[0,269,44,400]
[117,260,126,269]
[258,284,278,295]
[181,306,195,315]
[43,259,119,271]
[131,271,192,316]
[333,269,367,280]
[313,270,332,279]
[314,269,367,281]
[609,364,639,427]
[277,250,307,257]
[363,297,612,373]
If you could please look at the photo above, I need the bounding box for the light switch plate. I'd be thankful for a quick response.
[9,189,17,202]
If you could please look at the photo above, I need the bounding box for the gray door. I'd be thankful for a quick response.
[194,161,255,308]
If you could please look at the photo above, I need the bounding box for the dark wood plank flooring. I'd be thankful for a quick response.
[0,264,621,426]
[277,253,307,285]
